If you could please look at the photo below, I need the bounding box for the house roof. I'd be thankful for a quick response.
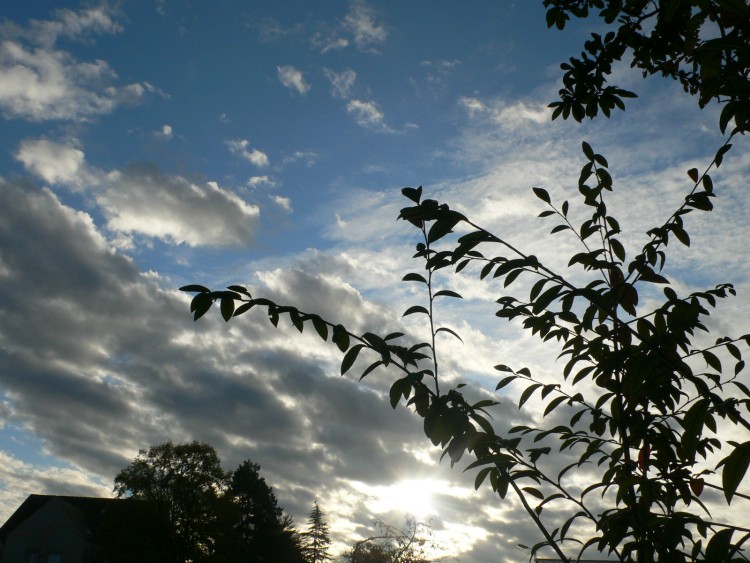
[0,494,123,542]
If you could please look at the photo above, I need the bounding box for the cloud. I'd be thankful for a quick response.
[0,7,155,121]
[15,138,87,187]
[248,175,276,188]
[343,0,387,51]
[277,65,310,95]
[324,68,356,99]
[0,178,488,555]
[283,150,318,166]
[100,165,261,247]
[154,124,173,140]
[227,138,270,167]
[16,139,261,248]
[346,99,393,133]
[272,195,292,212]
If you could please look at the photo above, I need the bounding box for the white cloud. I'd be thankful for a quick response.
[154,124,173,140]
[100,168,261,247]
[277,65,310,95]
[344,0,387,51]
[0,8,155,122]
[346,99,393,133]
[283,150,318,166]
[324,68,356,99]
[227,138,270,167]
[12,7,123,47]
[248,175,276,188]
[15,138,87,187]
[15,139,261,248]
[272,195,293,212]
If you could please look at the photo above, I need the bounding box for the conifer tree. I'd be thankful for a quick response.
[301,501,332,563]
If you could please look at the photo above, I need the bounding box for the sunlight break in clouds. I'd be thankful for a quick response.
[277,65,311,96]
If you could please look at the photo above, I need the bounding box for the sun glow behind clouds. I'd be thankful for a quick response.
[357,478,447,518]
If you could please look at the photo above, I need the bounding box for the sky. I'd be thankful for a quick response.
[0,1,749,561]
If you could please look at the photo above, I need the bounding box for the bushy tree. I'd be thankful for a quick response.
[114,441,230,562]
[302,501,333,563]
[114,442,303,562]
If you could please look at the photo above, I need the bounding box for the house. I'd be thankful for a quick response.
[0,494,172,563]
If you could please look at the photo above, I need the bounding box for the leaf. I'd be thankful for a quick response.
[332,324,350,352]
[219,296,235,322]
[703,350,722,372]
[403,305,430,317]
[402,186,422,203]
[180,284,210,293]
[390,378,407,408]
[226,285,250,295]
[435,326,463,341]
[687,168,699,183]
[690,477,705,497]
[519,384,542,408]
[311,315,328,341]
[705,529,733,561]
[402,272,428,284]
[341,345,364,375]
[191,293,213,321]
[233,302,254,317]
[434,289,463,299]
[582,141,595,161]
[721,441,750,504]
[360,360,382,380]
[522,486,544,499]
[532,187,551,203]
[544,395,567,417]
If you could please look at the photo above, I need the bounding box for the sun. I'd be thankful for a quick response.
[368,479,443,518]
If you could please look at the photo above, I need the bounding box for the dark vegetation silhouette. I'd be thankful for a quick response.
[301,501,333,563]
[342,517,448,563]
[178,2,750,561]
[111,441,304,562]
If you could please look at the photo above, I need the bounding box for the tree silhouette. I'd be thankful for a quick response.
[301,501,333,563]
[114,441,229,562]
[229,460,305,562]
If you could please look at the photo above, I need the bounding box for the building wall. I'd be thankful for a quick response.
[0,498,93,563]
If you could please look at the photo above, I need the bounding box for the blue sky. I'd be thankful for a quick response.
[1,2,749,561]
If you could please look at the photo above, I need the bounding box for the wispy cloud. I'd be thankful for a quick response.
[283,150,319,166]
[227,138,270,167]
[347,99,393,133]
[324,68,357,99]
[344,0,387,51]
[277,65,310,96]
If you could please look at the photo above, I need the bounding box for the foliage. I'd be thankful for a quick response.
[180,133,750,560]
[230,460,305,562]
[544,0,750,133]
[176,4,750,561]
[114,441,230,562]
[342,517,447,563]
[114,442,303,562]
[302,501,333,563]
